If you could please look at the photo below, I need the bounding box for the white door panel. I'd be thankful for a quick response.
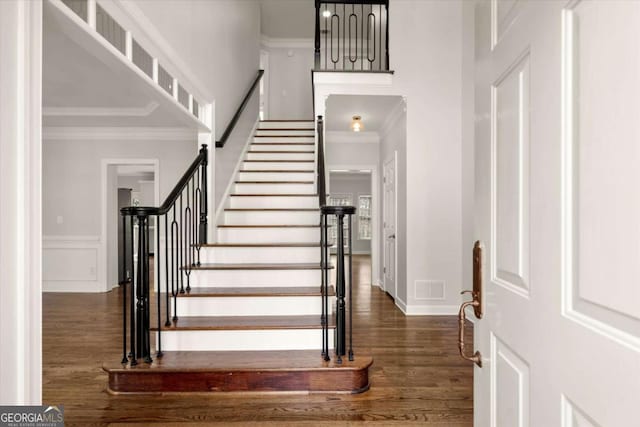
[383,154,397,298]
[473,1,640,426]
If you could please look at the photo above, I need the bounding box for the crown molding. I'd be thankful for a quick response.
[43,126,196,141]
[326,130,379,144]
[43,101,159,117]
[260,35,314,49]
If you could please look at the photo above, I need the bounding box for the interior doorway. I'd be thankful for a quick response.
[102,160,159,291]
[328,169,376,285]
[382,153,397,299]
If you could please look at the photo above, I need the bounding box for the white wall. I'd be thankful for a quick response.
[123,0,261,141]
[263,45,314,119]
[314,0,466,315]
[42,130,195,292]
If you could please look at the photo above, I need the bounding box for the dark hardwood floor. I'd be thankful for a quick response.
[43,255,473,426]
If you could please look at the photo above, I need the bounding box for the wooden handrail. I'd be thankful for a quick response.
[215,70,264,148]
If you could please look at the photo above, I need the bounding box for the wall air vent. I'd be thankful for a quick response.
[157,65,174,96]
[192,99,200,118]
[178,85,189,110]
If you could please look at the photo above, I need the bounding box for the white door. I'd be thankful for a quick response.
[471,1,640,425]
[383,154,396,298]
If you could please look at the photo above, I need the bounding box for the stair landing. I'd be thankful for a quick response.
[104,350,373,394]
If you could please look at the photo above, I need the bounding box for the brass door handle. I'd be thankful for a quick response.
[457,241,484,367]
[458,291,482,367]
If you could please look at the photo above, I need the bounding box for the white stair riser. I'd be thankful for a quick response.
[246,152,314,161]
[243,161,314,171]
[158,329,333,351]
[238,172,314,181]
[253,137,314,143]
[176,296,326,317]
[229,196,318,209]
[224,210,319,225]
[259,121,313,129]
[200,246,320,263]
[251,144,314,152]
[234,183,315,195]
[218,227,318,243]
[255,129,314,136]
[189,269,321,287]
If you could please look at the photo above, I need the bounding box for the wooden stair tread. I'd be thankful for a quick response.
[188,262,328,270]
[234,181,314,184]
[254,135,314,137]
[239,170,314,173]
[230,193,317,197]
[177,286,335,297]
[255,128,315,131]
[154,314,334,331]
[248,150,314,154]
[260,119,314,122]
[105,350,370,372]
[218,224,320,228]
[224,208,319,211]
[199,242,329,247]
[251,142,314,146]
[104,350,372,394]
[244,160,314,162]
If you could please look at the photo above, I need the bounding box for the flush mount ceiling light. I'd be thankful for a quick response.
[351,115,363,132]
[322,10,332,18]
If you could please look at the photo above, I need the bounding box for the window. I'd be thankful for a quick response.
[327,194,353,248]
[358,195,372,240]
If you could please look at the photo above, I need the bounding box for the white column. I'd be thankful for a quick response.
[0,0,43,405]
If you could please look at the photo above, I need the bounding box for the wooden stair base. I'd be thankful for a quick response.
[104,350,373,394]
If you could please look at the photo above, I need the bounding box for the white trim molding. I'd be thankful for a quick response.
[43,235,103,292]
[395,298,458,316]
[42,101,159,117]
[43,126,197,141]
[0,0,42,404]
[325,131,380,144]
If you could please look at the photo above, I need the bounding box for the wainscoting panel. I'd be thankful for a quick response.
[43,236,103,292]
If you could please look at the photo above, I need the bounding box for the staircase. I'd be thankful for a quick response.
[105,120,372,394]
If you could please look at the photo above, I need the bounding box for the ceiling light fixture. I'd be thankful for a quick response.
[351,115,363,132]
[322,10,331,18]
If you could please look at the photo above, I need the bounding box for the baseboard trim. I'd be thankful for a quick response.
[395,298,458,316]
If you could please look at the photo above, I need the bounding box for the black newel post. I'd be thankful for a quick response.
[335,213,346,363]
[199,144,208,245]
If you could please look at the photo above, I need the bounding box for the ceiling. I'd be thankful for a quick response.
[325,95,404,132]
[42,1,204,129]
[260,0,314,39]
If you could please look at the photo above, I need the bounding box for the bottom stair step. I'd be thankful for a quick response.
[104,350,373,394]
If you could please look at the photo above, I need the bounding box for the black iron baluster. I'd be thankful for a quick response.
[191,175,197,268]
[367,11,376,69]
[144,215,152,363]
[171,205,179,322]
[164,214,171,327]
[361,3,364,70]
[385,1,389,70]
[121,215,128,364]
[199,145,208,245]
[349,5,357,69]
[335,213,346,364]
[323,212,330,361]
[179,193,185,294]
[135,215,144,363]
[348,212,354,361]
[314,0,321,69]
[195,169,202,266]
[331,6,339,68]
[156,214,163,358]
[320,212,327,360]
[129,215,136,365]
[184,181,192,293]
[324,3,328,69]
[342,3,345,70]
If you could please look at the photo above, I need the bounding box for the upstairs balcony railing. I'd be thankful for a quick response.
[314,0,389,72]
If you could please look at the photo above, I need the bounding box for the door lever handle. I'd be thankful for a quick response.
[457,241,484,367]
[458,291,482,367]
